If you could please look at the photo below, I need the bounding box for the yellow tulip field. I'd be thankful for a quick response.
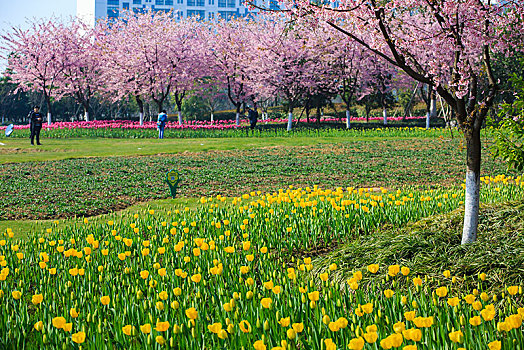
[1,176,523,349]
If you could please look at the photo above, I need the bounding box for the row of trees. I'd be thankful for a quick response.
[1,12,420,129]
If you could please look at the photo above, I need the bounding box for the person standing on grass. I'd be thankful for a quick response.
[247,105,259,130]
[157,110,168,139]
[29,105,43,145]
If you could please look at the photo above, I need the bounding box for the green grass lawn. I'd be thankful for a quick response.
[0,135,403,164]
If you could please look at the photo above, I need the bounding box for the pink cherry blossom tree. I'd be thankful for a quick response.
[101,11,204,125]
[208,18,255,126]
[278,0,524,243]
[54,21,103,122]
[248,17,321,130]
[2,19,71,125]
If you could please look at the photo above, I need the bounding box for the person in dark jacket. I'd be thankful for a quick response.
[29,106,44,145]
[247,105,259,130]
[157,110,168,139]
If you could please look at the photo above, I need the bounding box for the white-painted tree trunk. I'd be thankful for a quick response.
[1,115,4,124]
[287,112,293,131]
[210,113,214,122]
[430,97,438,118]
[345,110,351,129]
[426,111,430,129]
[139,112,144,126]
[178,111,182,126]
[47,112,52,126]
[383,108,387,125]
[85,111,89,122]
[264,112,268,124]
[462,170,480,244]
[235,112,240,126]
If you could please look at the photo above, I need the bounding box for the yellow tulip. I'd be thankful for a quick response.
[435,286,448,298]
[367,264,379,273]
[278,317,290,327]
[363,332,378,343]
[253,340,266,350]
[155,321,170,332]
[261,298,272,309]
[31,294,43,305]
[239,320,251,333]
[185,307,198,320]
[72,331,86,344]
[448,330,463,343]
[292,323,304,333]
[347,337,365,350]
[140,323,151,333]
[52,316,67,329]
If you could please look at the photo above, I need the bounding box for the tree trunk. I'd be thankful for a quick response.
[136,96,144,126]
[235,103,241,126]
[45,97,52,125]
[430,91,438,118]
[426,111,430,129]
[306,106,310,124]
[85,111,89,122]
[210,113,214,122]
[383,108,387,125]
[287,112,293,131]
[345,109,351,129]
[178,110,182,126]
[462,126,482,244]
[156,100,163,114]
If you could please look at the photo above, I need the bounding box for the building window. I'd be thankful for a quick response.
[133,0,141,3]
[123,2,130,9]
[208,0,214,4]
[218,10,235,19]
[107,0,119,5]
[107,8,120,17]
[187,0,194,5]
[165,0,173,4]
[208,12,215,18]
[187,9,205,18]
[156,0,164,4]
[218,0,234,7]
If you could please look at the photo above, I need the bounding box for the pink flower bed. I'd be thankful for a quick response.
[1,116,427,130]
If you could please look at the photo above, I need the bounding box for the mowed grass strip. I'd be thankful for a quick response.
[0,138,513,221]
[0,134,429,164]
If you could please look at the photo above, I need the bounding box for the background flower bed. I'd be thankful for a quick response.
[0,117,440,139]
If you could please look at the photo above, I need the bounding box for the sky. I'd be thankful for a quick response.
[0,0,76,68]
[0,0,76,33]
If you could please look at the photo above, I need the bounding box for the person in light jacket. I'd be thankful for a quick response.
[157,110,168,139]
